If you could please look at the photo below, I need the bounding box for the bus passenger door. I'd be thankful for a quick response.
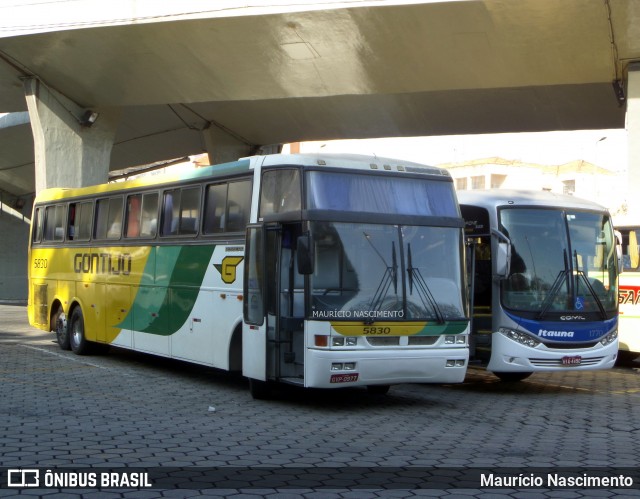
[470,235,493,363]
[243,224,268,381]
[242,223,305,386]
[273,224,305,382]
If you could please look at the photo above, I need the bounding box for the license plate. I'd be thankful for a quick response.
[330,373,359,383]
[561,355,582,366]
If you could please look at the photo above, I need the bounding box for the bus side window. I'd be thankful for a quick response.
[95,197,123,240]
[161,187,200,237]
[125,193,158,238]
[259,169,301,217]
[203,183,227,233]
[43,205,65,242]
[179,187,201,235]
[32,207,42,243]
[125,195,142,238]
[162,190,180,236]
[227,180,251,231]
[140,193,158,237]
[203,179,251,235]
[68,201,92,241]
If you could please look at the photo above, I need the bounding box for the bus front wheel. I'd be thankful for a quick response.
[495,371,532,382]
[367,385,390,395]
[248,378,272,400]
[69,307,89,355]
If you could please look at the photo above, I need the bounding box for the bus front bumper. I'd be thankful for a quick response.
[304,347,469,388]
[487,332,618,373]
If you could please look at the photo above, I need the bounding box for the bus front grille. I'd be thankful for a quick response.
[408,336,439,346]
[365,336,439,347]
[366,337,400,346]
[529,357,604,367]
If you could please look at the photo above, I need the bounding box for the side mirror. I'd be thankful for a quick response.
[296,234,314,274]
[492,229,511,279]
[615,230,624,274]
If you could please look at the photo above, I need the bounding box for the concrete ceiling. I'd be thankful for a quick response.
[1,0,639,199]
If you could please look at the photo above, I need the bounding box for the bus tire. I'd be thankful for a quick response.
[495,371,531,382]
[54,309,70,351]
[367,385,390,395]
[616,351,640,365]
[69,307,90,355]
[248,378,272,400]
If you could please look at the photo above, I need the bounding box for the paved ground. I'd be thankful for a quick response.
[0,304,639,498]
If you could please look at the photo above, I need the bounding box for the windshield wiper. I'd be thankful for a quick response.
[574,250,607,320]
[537,250,570,320]
[407,243,445,324]
[363,233,398,317]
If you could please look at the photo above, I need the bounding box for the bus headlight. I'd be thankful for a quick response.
[499,328,540,348]
[600,329,618,346]
[445,335,466,345]
[332,337,358,347]
[446,359,466,367]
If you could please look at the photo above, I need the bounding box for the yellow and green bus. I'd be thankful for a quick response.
[28,153,470,398]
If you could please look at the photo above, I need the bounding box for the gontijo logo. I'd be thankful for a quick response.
[214,256,244,284]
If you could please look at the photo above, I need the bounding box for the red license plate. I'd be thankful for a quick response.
[561,355,582,366]
[330,373,359,383]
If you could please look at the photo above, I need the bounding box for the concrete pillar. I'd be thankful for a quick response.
[627,63,640,221]
[202,124,252,165]
[24,77,119,192]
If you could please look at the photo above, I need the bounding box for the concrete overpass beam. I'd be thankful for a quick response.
[202,124,283,164]
[202,124,252,165]
[23,77,119,192]
[628,63,640,220]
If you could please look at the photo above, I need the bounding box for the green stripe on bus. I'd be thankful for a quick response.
[416,321,468,336]
[123,245,215,335]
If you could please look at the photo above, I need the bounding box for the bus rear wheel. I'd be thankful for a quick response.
[495,371,532,382]
[69,307,90,355]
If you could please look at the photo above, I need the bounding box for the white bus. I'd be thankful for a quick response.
[458,190,619,381]
[29,153,470,398]
[616,226,640,359]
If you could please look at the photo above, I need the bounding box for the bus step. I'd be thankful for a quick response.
[280,377,305,387]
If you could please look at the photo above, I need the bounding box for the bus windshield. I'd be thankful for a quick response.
[309,222,466,321]
[499,208,617,315]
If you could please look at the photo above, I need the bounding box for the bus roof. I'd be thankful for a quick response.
[258,153,448,177]
[456,189,609,212]
[34,153,449,204]
[34,158,252,203]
